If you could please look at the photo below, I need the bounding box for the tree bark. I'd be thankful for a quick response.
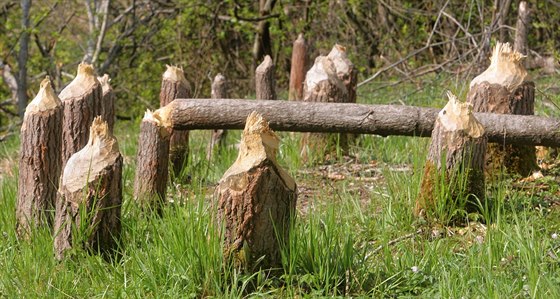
[207,73,229,160]
[158,98,560,147]
[54,117,122,260]
[215,112,296,271]
[327,44,357,104]
[97,74,115,132]
[159,65,190,176]
[301,55,349,161]
[514,1,530,56]
[252,0,276,68]
[288,34,307,101]
[16,77,63,237]
[17,0,31,118]
[133,110,170,213]
[59,63,102,171]
[416,93,487,220]
[255,55,276,100]
[468,42,537,176]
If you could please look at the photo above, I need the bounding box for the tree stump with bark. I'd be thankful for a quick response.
[207,73,229,160]
[301,55,349,162]
[288,34,307,101]
[133,109,171,212]
[59,63,102,171]
[416,92,487,221]
[327,44,357,104]
[215,112,297,271]
[54,117,122,260]
[97,74,115,132]
[16,77,63,237]
[160,65,190,176]
[467,42,537,176]
[255,55,276,100]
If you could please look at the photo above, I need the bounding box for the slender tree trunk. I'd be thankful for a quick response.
[253,0,276,68]
[216,112,297,271]
[59,63,102,171]
[133,110,171,213]
[416,93,487,221]
[288,34,307,101]
[54,117,122,260]
[159,65,190,176]
[301,55,348,162]
[255,55,276,100]
[17,0,31,118]
[207,74,229,160]
[16,77,63,237]
[514,1,530,56]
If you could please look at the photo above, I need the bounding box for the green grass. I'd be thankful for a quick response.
[1,74,560,297]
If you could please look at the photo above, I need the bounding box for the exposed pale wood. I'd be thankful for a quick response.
[97,74,115,132]
[327,44,357,103]
[468,43,537,176]
[159,65,190,175]
[207,74,229,160]
[301,55,349,160]
[16,77,63,237]
[416,92,487,219]
[59,63,103,171]
[158,98,560,147]
[54,117,122,260]
[288,34,307,101]
[216,111,297,271]
[133,110,171,212]
[255,55,276,100]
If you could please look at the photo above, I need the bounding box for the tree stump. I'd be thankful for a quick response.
[59,63,102,171]
[301,55,349,162]
[288,34,307,101]
[207,73,229,160]
[16,77,63,237]
[467,42,537,176]
[160,65,190,176]
[416,92,487,221]
[327,44,357,104]
[215,111,297,271]
[133,109,171,213]
[97,74,115,132]
[255,55,276,100]
[54,117,123,260]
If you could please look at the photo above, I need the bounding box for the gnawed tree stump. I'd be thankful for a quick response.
[301,55,349,161]
[255,55,276,100]
[133,110,171,212]
[54,117,123,260]
[288,34,307,101]
[327,44,357,104]
[160,65,190,176]
[216,112,297,271]
[59,63,102,171]
[468,42,537,176]
[97,74,115,132]
[416,92,487,221]
[16,77,63,237]
[207,73,229,160]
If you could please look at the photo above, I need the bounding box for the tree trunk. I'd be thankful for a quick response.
[215,111,296,271]
[161,98,560,147]
[288,34,307,101]
[514,1,530,57]
[159,65,190,176]
[133,110,170,213]
[207,73,229,160]
[255,55,276,100]
[59,63,102,171]
[301,55,349,161]
[17,0,31,118]
[16,77,63,237]
[416,92,487,221]
[468,42,537,176]
[97,74,115,132]
[252,0,276,68]
[54,117,122,260]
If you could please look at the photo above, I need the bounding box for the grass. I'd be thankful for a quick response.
[1,73,560,297]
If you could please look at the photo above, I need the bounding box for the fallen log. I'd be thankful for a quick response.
[157,98,560,147]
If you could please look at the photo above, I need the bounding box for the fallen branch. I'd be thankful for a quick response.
[158,98,560,147]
